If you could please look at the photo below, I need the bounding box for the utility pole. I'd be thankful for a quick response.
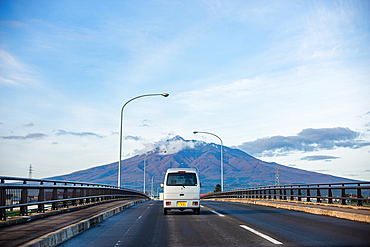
[29,164,33,178]
[275,164,279,186]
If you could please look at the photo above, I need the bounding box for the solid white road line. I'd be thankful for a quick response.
[202,205,224,217]
[240,225,283,245]
[211,210,225,217]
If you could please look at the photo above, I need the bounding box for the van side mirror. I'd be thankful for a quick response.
[160,183,164,187]
[200,183,202,187]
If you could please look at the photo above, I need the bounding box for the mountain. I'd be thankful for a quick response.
[49,136,359,193]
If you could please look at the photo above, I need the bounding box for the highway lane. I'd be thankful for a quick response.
[204,201,370,246]
[59,200,370,247]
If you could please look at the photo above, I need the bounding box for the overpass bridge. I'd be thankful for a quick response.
[1,177,369,246]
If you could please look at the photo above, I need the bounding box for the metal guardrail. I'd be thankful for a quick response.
[201,182,370,206]
[0,176,149,221]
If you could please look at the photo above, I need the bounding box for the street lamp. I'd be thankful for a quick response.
[193,131,224,191]
[144,150,166,193]
[118,93,169,188]
[151,172,165,198]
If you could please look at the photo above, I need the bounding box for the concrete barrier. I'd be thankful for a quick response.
[206,198,370,223]
[20,199,148,247]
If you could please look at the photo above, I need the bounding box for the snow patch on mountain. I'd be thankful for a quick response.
[134,135,204,155]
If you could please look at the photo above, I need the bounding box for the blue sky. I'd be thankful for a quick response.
[1,0,369,182]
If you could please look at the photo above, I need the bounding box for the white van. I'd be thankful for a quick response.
[162,168,200,215]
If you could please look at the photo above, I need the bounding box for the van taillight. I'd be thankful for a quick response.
[193,201,198,206]
[166,202,171,206]
[178,171,186,173]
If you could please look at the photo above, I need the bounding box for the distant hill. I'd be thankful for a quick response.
[49,136,358,193]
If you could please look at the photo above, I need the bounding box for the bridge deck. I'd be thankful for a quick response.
[0,198,369,247]
[0,199,140,247]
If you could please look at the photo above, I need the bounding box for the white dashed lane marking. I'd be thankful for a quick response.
[210,210,225,217]
[240,225,283,245]
[202,204,283,244]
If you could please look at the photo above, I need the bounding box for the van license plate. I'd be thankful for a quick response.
[178,201,187,207]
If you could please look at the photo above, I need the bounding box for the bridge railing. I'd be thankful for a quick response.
[0,176,149,221]
[201,182,370,206]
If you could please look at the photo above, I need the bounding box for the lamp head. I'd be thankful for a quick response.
[193,131,198,134]
[163,150,167,153]
[162,93,169,97]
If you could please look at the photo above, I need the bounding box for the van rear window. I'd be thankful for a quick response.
[166,173,197,186]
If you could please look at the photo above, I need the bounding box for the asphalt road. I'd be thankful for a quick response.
[59,200,370,247]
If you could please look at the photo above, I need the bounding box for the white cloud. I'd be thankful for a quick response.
[0,20,27,28]
[1,133,47,140]
[177,78,261,112]
[22,122,34,128]
[133,136,201,155]
[238,127,370,157]
[139,119,155,128]
[0,49,37,86]
[124,135,142,141]
[301,155,340,162]
[55,129,103,138]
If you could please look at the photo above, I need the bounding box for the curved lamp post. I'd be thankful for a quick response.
[118,93,169,188]
[144,150,166,193]
[193,131,223,192]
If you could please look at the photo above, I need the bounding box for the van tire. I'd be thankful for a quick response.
[163,208,167,215]
[194,208,200,215]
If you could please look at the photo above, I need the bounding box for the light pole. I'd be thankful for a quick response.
[151,172,165,198]
[193,131,224,191]
[144,150,166,194]
[118,93,169,188]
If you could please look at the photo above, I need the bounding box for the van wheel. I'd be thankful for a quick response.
[163,208,167,215]
[194,208,200,215]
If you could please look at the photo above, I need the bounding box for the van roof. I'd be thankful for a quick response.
[166,168,197,173]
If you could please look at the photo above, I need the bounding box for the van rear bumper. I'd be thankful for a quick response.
[163,199,200,209]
